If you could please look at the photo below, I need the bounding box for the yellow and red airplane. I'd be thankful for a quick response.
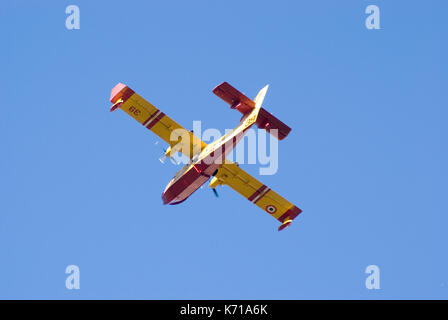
[109,82,302,231]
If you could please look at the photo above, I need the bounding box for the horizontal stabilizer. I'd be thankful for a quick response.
[213,82,255,115]
[255,108,291,140]
[213,82,292,140]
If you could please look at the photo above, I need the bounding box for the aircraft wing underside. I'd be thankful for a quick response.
[110,83,207,159]
[214,162,302,231]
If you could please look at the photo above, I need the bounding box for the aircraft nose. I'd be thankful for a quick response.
[161,192,170,205]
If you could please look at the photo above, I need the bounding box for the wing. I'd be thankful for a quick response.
[110,83,206,159]
[214,162,302,231]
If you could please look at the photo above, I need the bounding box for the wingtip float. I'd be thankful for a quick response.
[109,82,302,231]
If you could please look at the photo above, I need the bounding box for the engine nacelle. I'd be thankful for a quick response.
[209,176,221,189]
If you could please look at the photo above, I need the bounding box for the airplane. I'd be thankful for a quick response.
[109,82,302,231]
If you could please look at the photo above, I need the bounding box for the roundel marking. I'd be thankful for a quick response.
[266,205,277,214]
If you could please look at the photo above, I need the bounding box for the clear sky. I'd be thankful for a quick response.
[1,0,447,299]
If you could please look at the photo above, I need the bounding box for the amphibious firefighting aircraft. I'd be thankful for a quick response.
[109,82,302,231]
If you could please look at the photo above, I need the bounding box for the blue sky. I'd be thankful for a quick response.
[0,0,447,299]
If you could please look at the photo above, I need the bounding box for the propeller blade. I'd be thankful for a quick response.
[156,141,174,165]
[212,188,219,198]
[169,157,180,165]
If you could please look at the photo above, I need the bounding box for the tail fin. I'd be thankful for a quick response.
[241,85,269,130]
[254,85,269,113]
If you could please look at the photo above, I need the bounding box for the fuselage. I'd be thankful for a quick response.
[162,123,249,205]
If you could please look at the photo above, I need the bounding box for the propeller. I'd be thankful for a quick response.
[210,169,220,198]
[155,141,167,164]
[155,141,179,165]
